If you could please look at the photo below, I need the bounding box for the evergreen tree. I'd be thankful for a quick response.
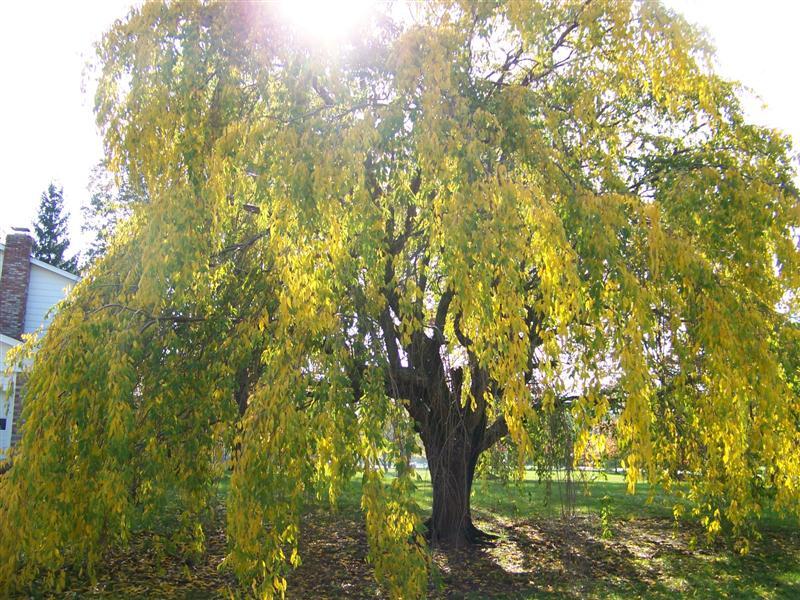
[32,183,78,274]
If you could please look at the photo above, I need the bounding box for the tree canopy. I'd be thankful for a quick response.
[31,183,78,273]
[1,1,799,597]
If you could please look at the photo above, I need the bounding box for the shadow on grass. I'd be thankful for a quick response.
[424,512,800,599]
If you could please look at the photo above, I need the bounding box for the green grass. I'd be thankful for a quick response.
[329,467,794,525]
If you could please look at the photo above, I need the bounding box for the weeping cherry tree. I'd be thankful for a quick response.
[1,1,799,597]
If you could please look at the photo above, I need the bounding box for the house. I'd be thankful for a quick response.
[0,228,79,455]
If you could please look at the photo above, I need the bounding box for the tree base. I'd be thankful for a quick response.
[423,517,498,548]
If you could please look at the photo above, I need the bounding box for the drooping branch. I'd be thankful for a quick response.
[90,303,211,334]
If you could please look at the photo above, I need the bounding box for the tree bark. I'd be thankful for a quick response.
[414,362,493,547]
[422,425,486,546]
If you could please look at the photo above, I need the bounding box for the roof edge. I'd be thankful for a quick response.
[0,333,21,347]
[0,242,80,282]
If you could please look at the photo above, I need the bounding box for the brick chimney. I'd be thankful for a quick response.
[0,228,33,340]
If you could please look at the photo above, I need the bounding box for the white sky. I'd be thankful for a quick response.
[1,1,798,255]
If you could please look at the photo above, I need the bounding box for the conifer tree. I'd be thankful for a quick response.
[32,183,78,273]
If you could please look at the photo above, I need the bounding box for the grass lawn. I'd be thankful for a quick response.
[27,470,800,599]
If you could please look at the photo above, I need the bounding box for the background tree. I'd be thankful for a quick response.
[81,162,144,266]
[1,1,799,598]
[31,183,78,273]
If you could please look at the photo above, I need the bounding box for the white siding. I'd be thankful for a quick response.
[0,338,19,454]
[23,263,75,335]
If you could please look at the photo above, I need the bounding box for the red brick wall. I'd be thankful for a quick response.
[0,232,33,340]
[10,375,26,447]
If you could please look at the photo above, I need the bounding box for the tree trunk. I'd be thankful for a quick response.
[419,382,490,546]
[389,329,498,546]
[424,433,484,546]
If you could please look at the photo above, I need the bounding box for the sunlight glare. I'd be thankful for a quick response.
[279,0,374,43]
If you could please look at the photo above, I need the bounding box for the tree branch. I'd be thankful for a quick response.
[434,289,454,339]
[480,416,508,452]
[453,311,473,348]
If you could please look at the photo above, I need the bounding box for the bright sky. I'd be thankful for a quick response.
[1,1,798,254]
